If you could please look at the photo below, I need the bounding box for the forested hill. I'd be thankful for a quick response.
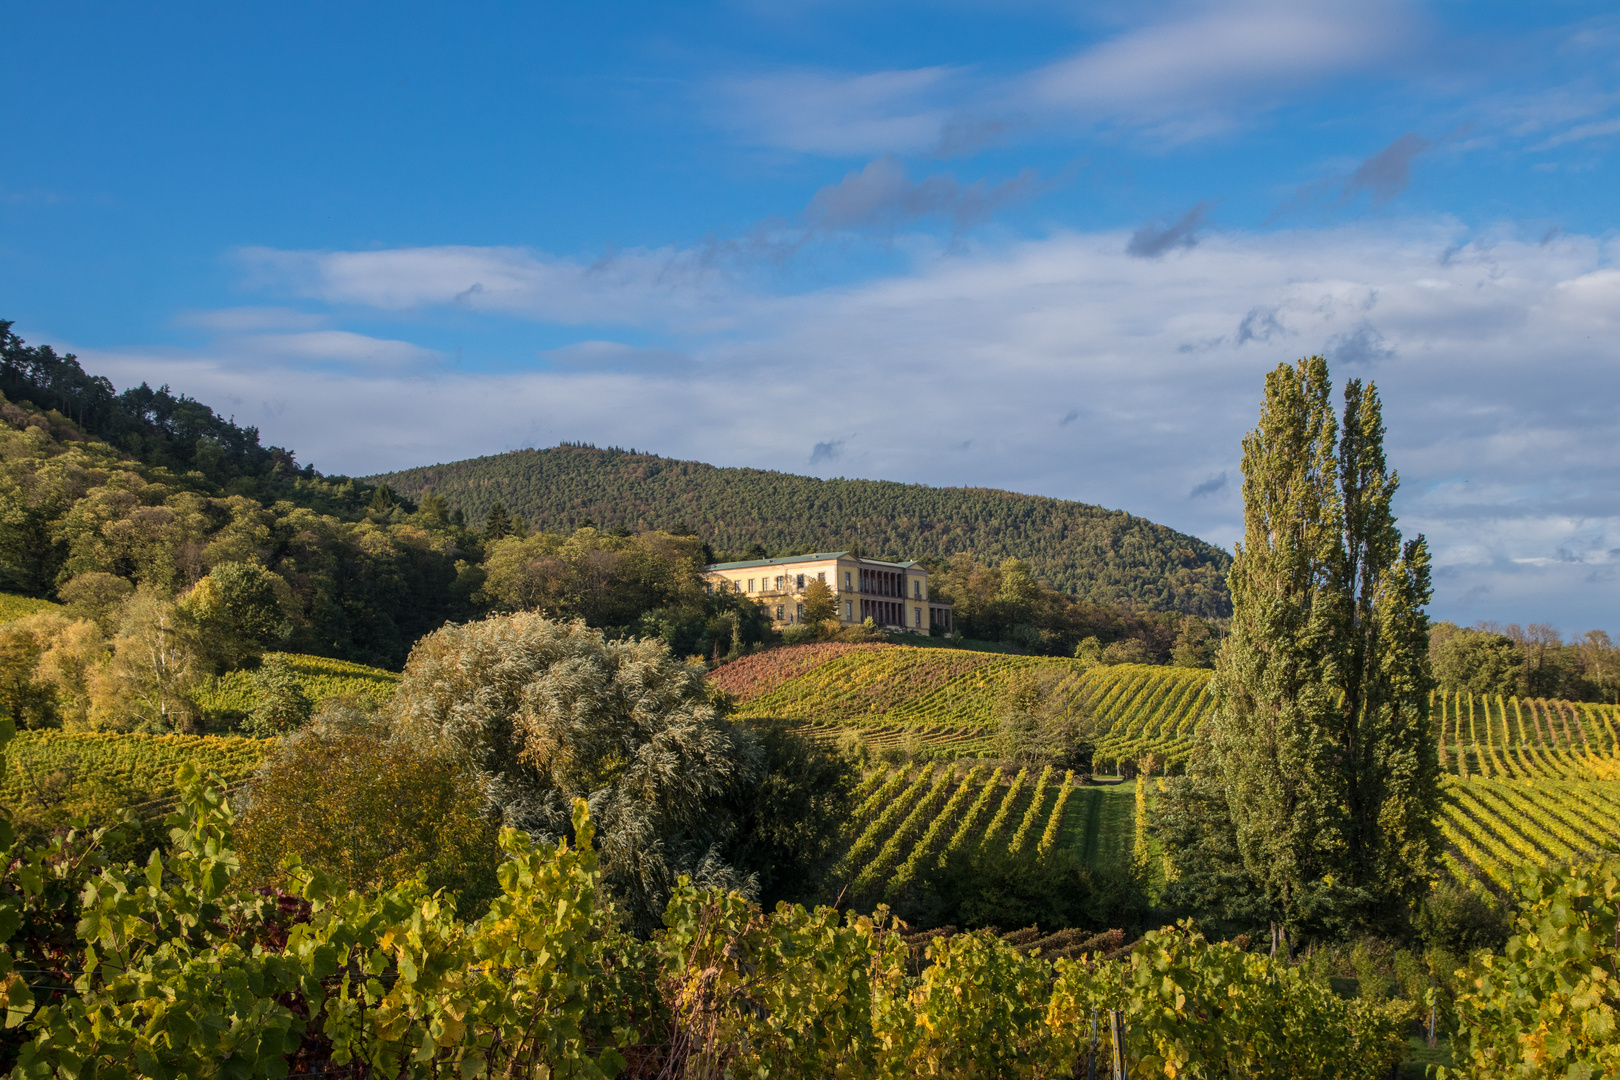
[371,445,1233,617]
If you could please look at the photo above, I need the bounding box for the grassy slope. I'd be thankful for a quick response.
[1067,783,1137,873]
[369,444,1233,616]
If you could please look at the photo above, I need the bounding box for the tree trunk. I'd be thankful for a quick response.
[1268,920,1294,961]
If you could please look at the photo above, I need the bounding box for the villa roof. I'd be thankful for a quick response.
[703,551,922,572]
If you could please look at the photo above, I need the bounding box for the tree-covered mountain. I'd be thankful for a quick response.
[371,445,1234,617]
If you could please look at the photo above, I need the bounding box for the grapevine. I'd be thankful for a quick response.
[1006,764,1055,855]
[850,766,958,896]
[886,765,987,897]
[841,767,933,871]
[851,769,909,829]
[2,730,270,813]
[979,766,1030,848]
[936,767,1005,866]
[1036,771,1077,855]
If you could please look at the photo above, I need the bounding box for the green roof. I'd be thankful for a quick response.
[704,552,921,572]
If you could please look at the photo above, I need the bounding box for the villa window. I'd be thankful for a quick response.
[844,571,852,590]
[775,575,784,590]
[844,600,852,620]
[915,607,922,627]
[775,605,784,620]
[817,571,825,582]
[913,580,921,598]
[796,573,805,588]
[796,603,804,621]
[747,578,754,592]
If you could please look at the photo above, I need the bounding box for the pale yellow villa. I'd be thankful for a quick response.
[702,551,954,633]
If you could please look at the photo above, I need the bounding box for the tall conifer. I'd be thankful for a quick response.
[1210,356,1438,948]
[483,501,512,542]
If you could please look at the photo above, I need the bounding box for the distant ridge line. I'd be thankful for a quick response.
[369,443,1233,618]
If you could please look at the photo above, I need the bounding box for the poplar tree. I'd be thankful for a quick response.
[1210,356,1438,950]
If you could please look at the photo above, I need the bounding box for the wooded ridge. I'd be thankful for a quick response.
[370,444,1233,617]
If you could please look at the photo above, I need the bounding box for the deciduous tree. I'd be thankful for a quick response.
[801,575,837,623]
[1205,356,1437,947]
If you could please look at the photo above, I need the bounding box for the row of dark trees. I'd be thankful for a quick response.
[1430,620,1620,703]
[0,320,306,490]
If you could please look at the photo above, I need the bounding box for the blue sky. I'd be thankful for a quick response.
[4,1,1620,631]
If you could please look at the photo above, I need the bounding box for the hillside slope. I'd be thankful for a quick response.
[724,643,1620,897]
[717,644,1620,778]
[370,445,1233,616]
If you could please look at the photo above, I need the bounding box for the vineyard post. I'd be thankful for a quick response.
[1108,1009,1128,1080]
[1087,1007,1098,1080]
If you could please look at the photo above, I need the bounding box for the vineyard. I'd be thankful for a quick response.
[0,591,58,623]
[1,729,271,814]
[1438,777,1620,891]
[722,645,1215,769]
[724,645,1620,897]
[840,761,1620,906]
[7,638,1619,902]
[836,764,1140,907]
[1434,690,1620,781]
[708,642,891,700]
[722,645,1620,777]
[194,652,400,717]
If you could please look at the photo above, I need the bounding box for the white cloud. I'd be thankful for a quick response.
[1533,115,1620,150]
[713,66,963,156]
[236,244,749,330]
[173,306,331,332]
[85,220,1620,631]
[707,2,1418,160]
[540,340,693,372]
[1028,0,1409,134]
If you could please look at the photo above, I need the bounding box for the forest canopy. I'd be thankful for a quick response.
[368,444,1234,618]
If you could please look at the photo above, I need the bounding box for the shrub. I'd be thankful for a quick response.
[1415,880,1511,953]
[391,612,760,929]
[832,617,886,642]
[235,700,500,909]
[241,655,313,736]
[781,623,818,645]
[720,718,857,909]
[917,840,1147,934]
